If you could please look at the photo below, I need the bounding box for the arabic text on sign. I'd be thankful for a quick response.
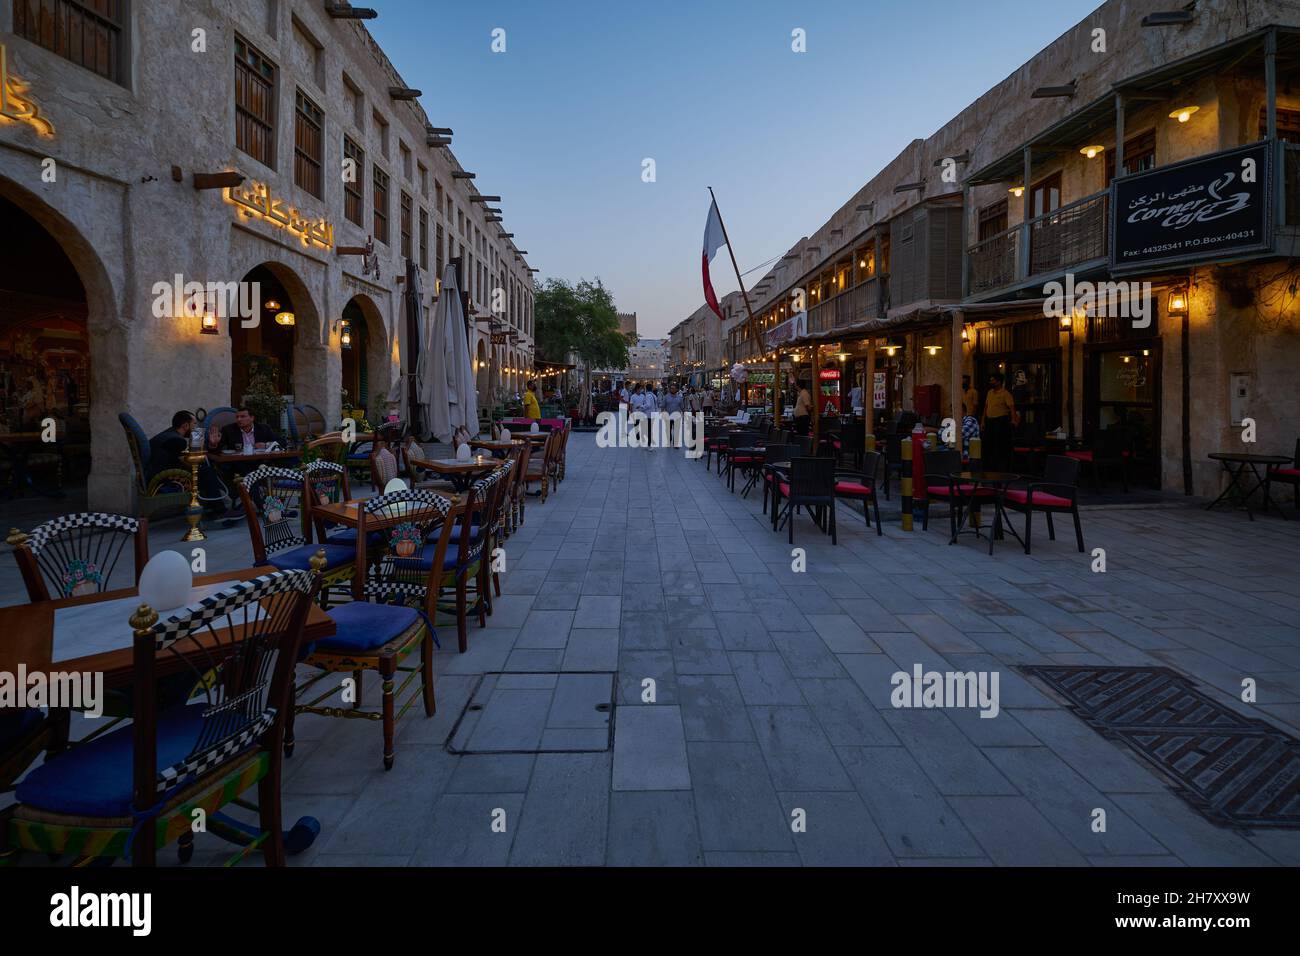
[224,181,335,249]
[0,44,54,136]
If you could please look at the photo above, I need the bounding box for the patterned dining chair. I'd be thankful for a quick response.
[235,465,354,603]
[4,569,319,866]
[10,512,149,603]
[370,442,400,492]
[290,489,452,770]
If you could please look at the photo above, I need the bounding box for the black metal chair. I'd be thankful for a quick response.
[1002,455,1085,553]
[920,449,995,540]
[1066,426,1130,491]
[760,444,796,516]
[834,450,884,536]
[724,430,762,493]
[776,457,837,545]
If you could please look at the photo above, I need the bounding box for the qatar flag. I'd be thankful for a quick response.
[702,199,727,321]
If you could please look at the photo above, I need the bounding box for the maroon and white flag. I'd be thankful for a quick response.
[702,199,727,321]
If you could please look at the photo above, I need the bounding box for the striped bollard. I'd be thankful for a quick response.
[900,436,913,531]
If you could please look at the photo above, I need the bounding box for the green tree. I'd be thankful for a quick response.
[534,278,634,418]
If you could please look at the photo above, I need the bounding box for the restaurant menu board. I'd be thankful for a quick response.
[1110,140,1273,272]
[872,371,887,410]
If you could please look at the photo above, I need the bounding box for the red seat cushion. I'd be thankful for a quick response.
[832,440,842,450]
[1271,467,1300,478]
[731,455,759,464]
[1013,446,1045,454]
[1066,449,1129,461]
[927,484,994,497]
[1004,488,1072,508]
[763,473,774,482]
[835,481,873,496]
[778,482,790,496]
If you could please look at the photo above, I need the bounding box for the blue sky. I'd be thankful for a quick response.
[371,0,1102,336]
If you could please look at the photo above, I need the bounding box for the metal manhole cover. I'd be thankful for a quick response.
[1019,665,1300,829]
[445,671,616,755]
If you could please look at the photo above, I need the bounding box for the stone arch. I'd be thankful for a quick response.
[227,258,325,423]
[0,174,123,510]
[340,292,390,419]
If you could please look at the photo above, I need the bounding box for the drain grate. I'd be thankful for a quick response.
[445,671,616,755]
[1019,665,1300,829]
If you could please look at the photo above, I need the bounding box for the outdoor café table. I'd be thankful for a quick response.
[470,437,521,459]
[208,448,302,468]
[948,471,1022,555]
[0,565,336,690]
[730,444,766,495]
[417,455,501,493]
[1206,452,1292,521]
[315,495,467,599]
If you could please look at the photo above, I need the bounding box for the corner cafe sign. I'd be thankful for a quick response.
[1110,140,1272,272]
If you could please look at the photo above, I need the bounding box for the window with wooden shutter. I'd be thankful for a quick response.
[235,36,276,167]
[294,90,324,198]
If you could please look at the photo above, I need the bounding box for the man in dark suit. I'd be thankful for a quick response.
[149,411,228,515]
[207,406,278,453]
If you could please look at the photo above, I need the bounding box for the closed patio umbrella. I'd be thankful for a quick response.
[423,263,479,442]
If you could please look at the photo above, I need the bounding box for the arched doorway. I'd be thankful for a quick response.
[339,294,388,420]
[0,193,91,497]
[476,339,488,403]
[230,264,296,411]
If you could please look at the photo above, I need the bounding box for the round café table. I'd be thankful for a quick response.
[948,471,1022,555]
[1207,452,1292,521]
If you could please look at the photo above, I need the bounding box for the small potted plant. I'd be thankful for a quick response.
[264,495,286,524]
[389,522,422,557]
[61,558,101,597]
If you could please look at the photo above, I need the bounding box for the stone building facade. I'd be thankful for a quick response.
[0,0,534,512]
[699,0,1300,497]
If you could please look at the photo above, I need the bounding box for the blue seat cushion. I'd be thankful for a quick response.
[16,704,209,818]
[269,543,355,571]
[427,522,480,541]
[409,542,478,573]
[316,602,422,653]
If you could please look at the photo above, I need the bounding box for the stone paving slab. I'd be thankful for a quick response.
[5,432,1300,866]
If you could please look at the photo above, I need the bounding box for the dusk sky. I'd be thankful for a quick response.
[371,0,1102,337]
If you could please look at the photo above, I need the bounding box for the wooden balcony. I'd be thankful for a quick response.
[967,189,1109,299]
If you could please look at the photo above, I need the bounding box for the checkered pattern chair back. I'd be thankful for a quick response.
[361,489,452,603]
[15,511,146,603]
[139,569,317,796]
[236,465,310,560]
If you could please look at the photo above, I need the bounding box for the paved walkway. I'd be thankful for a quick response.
[5,432,1300,866]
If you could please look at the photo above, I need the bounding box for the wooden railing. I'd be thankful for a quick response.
[967,189,1108,296]
[1028,191,1109,277]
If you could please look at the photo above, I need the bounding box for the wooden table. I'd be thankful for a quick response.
[208,449,302,466]
[418,456,503,491]
[315,497,466,598]
[0,565,336,688]
[470,437,521,456]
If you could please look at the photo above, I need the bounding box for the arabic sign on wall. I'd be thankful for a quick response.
[0,44,54,136]
[225,181,335,249]
[764,311,807,350]
[1110,140,1272,272]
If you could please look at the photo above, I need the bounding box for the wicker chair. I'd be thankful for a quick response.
[775,457,838,545]
[10,512,149,603]
[291,490,451,770]
[5,570,319,865]
[118,412,191,517]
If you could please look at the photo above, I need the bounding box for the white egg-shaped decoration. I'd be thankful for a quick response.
[456,442,472,461]
[530,421,540,433]
[384,477,409,495]
[138,550,193,612]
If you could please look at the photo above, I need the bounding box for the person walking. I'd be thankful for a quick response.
[661,382,686,447]
[630,384,653,447]
[523,380,542,420]
[702,387,714,417]
[980,372,1017,471]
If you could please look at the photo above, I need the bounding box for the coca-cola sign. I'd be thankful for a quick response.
[1110,140,1273,272]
